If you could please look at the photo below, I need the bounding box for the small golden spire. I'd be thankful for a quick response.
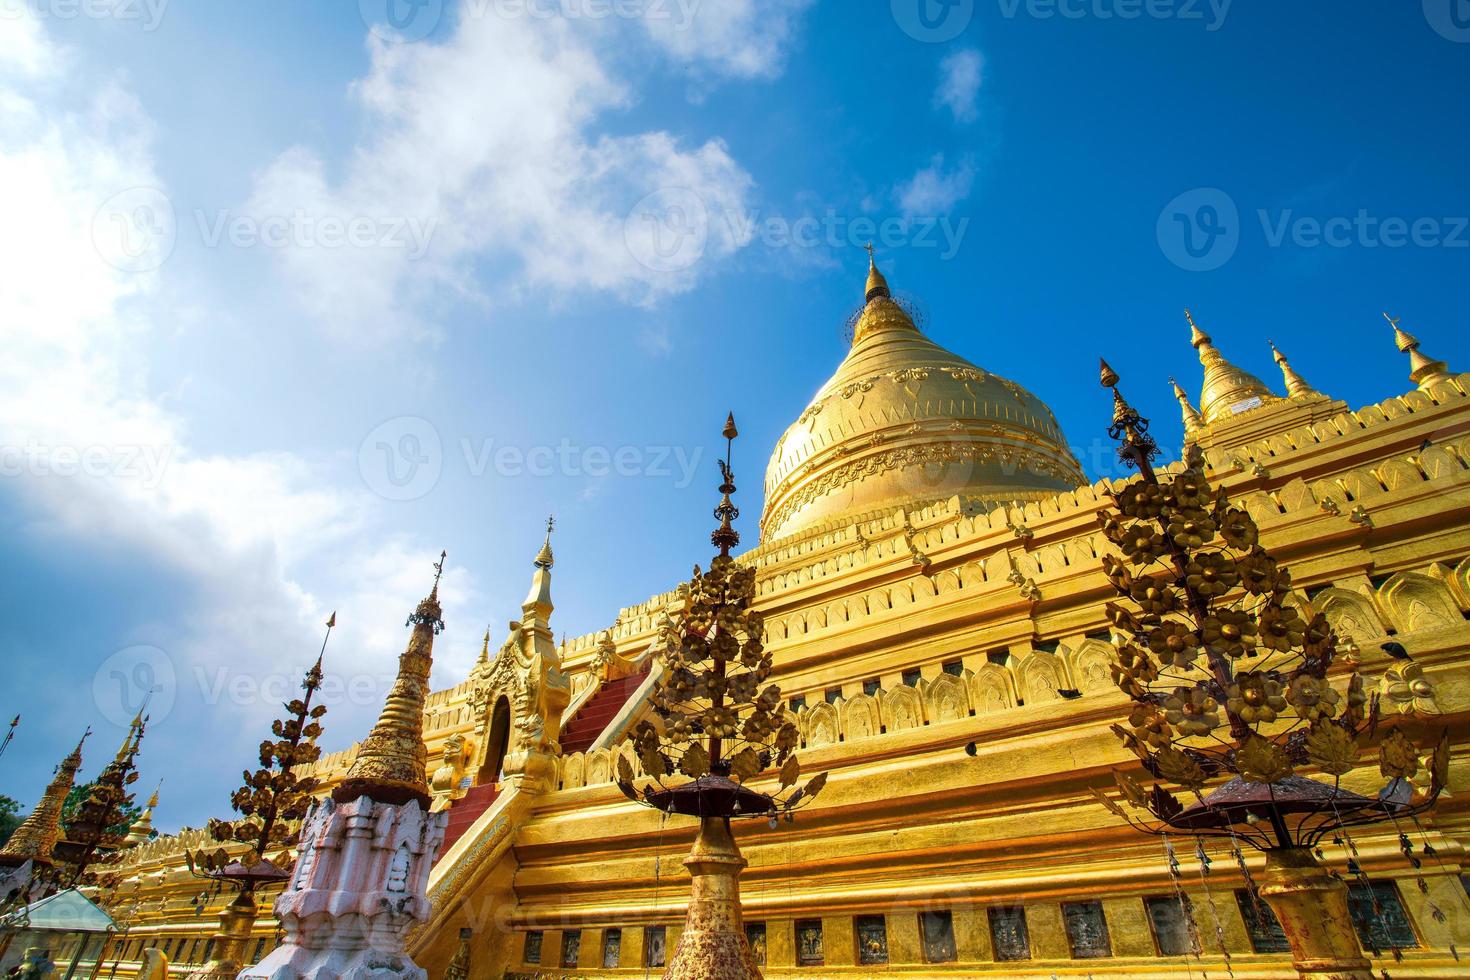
[1385,312,1453,391]
[1185,309,1278,424]
[476,626,491,666]
[125,781,162,847]
[863,243,890,302]
[0,731,89,867]
[335,554,446,808]
[1269,341,1318,399]
[534,516,555,570]
[1169,377,1203,431]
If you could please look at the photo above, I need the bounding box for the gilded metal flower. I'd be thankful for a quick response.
[1184,552,1238,597]
[1120,523,1167,565]
[1163,685,1221,737]
[1202,609,1256,658]
[1226,671,1286,724]
[1236,735,1293,784]
[1128,575,1178,616]
[1146,621,1200,668]
[1117,482,1167,519]
[1167,511,1216,549]
[1234,548,1282,595]
[1171,471,1211,510]
[1128,703,1172,750]
[1286,674,1339,722]
[1111,643,1161,698]
[1218,508,1259,549]
[1257,603,1307,652]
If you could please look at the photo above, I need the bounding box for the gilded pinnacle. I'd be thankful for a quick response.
[336,555,445,807]
[535,517,555,570]
[1269,341,1318,399]
[864,244,890,302]
[0,730,89,867]
[1185,310,1278,425]
[1099,358,1119,389]
[1170,377,1203,431]
[1385,312,1453,391]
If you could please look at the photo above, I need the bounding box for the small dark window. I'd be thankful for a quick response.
[602,928,621,969]
[1144,895,1198,956]
[1235,890,1290,954]
[920,910,957,963]
[745,922,766,966]
[644,926,666,968]
[825,687,842,704]
[989,907,1031,961]
[1033,639,1061,655]
[942,660,964,677]
[523,931,543,964]
[561,930,581,968]
[796,919,824,965]
[187,940,201,964]
[1085,629,1112,643]
[987,650,1010,666]
[1062,901,1112,958]
[902,668,922,687]
[1347,881,1419,951]
[862,678,881,696]
[856,915,888,964]
[788,695,806,712]
[201,940,215,964]
[250,939,267,964]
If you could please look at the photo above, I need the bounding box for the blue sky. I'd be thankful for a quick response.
[1,1,1467,829]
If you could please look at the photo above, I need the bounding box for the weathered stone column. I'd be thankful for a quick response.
[663,817,762,980]
[1256,847,1371,980]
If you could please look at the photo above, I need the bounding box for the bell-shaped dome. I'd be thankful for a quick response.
[760,259,1086,542]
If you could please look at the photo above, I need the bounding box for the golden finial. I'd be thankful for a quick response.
[477,626,491,666]
[0,731,89,867]
[1169,377,1203,431]
[1269,341,1318,399]
[864,243,891,302]
[125,780,162,846]
[1185,308,1210,348]
[1184,309,1277,424]
[534,518,555,570]
[335,555,445,807]
[711,413,741,557]
[1385,312,1453,390]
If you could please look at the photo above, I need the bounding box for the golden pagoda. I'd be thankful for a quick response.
[96,261,1470,978]
[0,733,87,872]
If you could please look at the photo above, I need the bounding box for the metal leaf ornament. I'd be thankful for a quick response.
[1092,367,1445,849]
[621,417,823,822]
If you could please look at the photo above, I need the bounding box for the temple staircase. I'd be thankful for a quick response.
[557,667,650,755]
[436,781,500,858]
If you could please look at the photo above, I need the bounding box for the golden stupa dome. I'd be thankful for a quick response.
[760,258,1086,543]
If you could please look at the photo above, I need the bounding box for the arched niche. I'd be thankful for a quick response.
[1378,572,1461,635]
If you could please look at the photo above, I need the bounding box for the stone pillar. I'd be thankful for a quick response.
[1256,847,1372,980]
[237,795,447,980]
[183,891,258,980]
[661,818,762,980]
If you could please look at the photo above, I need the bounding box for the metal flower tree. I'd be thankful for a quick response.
[183,617,334,980]
[617,415,827,980]
[1092,361,1448,979]
[56,713,147,888]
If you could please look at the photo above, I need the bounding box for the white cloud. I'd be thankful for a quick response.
[895,154,976,216]
[636,322,673,358]
[638,0,815,81]
[249,12,760,341]
[934,48,983,123]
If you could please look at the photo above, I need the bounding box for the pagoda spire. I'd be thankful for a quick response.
[523,518,555,627]
[864,242,890,302]
[334,551,445,808]
[1269,341,1319,399]
[1186,309,1278,424]
[1169,377,1203,432]
[0,730,89,868]
[1386,313,1454,390]
[124,781,162,847]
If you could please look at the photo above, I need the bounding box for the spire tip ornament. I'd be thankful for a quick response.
[863,242,891,303]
